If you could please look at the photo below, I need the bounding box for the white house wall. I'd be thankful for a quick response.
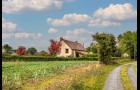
[57,40,72,57]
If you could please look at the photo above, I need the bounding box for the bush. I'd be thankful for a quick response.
[82,53,98,58]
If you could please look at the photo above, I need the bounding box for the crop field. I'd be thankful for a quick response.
[2,61,97,89]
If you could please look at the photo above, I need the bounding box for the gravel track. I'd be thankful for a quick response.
[103,65,123,90]
[127,64,137,90]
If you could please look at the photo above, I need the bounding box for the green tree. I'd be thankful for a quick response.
[92,33,116,64]
[86,43,97,53]
[3,44,12,54]
[27,47,37,55]
[37,51,48,56]
[117,31,137,60]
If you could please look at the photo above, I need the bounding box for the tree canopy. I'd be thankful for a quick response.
[48,39,61,56]
[3,44,12,53]
[117,31,137,60]
[27,47,37,55]
[92,33,116,64]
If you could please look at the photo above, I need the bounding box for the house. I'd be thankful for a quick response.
[57,37,87,57]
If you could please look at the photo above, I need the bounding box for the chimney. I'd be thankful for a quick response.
[60,37,63,41]
[75,41,78,43]
[83,43,84,47]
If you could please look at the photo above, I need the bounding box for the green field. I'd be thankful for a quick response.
[2,61,97,89]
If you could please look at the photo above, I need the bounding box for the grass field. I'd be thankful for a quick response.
[2,61,97,89]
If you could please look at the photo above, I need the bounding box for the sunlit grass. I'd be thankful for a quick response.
[2,61,96,89]
[134,65,137,72]
[121,64,134,90]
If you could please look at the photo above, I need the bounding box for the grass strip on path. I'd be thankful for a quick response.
[134,65,137,72]
[120,64,134,90]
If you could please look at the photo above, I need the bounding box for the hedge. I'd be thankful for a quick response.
[2,56,98,62]
[2,56,126,62]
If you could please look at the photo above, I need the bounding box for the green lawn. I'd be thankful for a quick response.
[2,61,97,89]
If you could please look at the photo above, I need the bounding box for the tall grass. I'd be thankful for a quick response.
[2,61,96,89]
[120,64,134,90]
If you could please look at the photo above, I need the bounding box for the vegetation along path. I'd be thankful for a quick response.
[127,64,137,90]
[103,63,137,90]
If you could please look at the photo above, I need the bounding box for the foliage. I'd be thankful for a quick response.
[2,56,98,62]
[48,39,61,56]
[37,51,48,56]
[86,43,97,53]
[27,47,37,55]
[92,33,116,64]
[16,46,26,55]
[113,47,122,57]
[82,53,98,58]
[118,31,137,60]
[3,44,13,54]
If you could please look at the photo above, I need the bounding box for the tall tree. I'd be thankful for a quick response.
[117,31,137,60]
[27,47,37,55]
[48,39,61,56]
[3,44,12,53]
[92,33,116,64]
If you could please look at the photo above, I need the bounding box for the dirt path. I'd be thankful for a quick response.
[103,65,123,90]
[127,64,137,90]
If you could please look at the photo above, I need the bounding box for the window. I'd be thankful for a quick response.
[65,49,69,53]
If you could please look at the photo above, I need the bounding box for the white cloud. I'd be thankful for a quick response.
[2,33,15,38]
[2,32,42,39]
[47,13,91,26]
[2,0,74,14]
[63,28,92,42]
[48,28,58,34]
[93,3,137,21]
[15,33,42,39]
[2,17,17,32]
[88,19,120,27]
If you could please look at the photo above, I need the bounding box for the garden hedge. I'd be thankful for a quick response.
[2,56,125,62]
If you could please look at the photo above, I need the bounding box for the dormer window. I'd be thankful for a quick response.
[65,49,69,53]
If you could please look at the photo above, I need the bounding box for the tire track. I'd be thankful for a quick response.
[127,64,137,90]
[103,65,123,90]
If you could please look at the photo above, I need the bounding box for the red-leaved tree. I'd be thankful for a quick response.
[16,46,26,55]
[48,39,61,56]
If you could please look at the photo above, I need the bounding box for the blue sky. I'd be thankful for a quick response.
[2,0,137,52]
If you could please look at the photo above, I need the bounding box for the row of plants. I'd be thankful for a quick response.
[2,61,96,89]
[2,56,126,62]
